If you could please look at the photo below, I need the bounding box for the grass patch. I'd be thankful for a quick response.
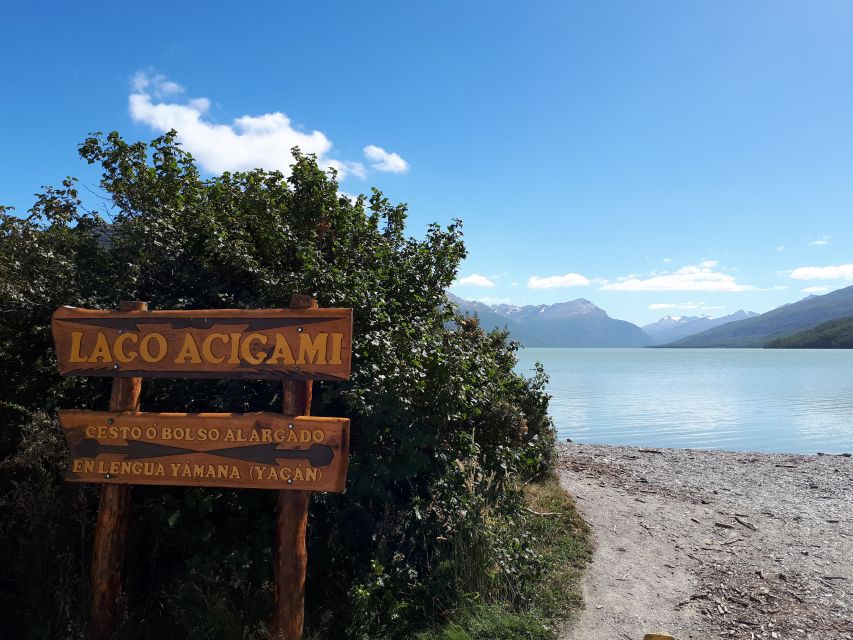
[415,604,552,640]
[416,474,591,640]
[524,475,591,623]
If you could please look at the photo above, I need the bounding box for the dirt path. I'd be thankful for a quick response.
[557,443,852,640]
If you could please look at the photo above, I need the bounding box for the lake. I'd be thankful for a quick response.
[514,348,853,454]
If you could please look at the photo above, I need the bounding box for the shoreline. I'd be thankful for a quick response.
[556,442,852,639]
[557,438,853,458]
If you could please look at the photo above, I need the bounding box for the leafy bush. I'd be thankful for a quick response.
[414,477,591,640]
[0,132,556,639]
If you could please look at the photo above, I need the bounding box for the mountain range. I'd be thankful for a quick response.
[448,293,651,347]
[641,311,758,344]
[450,283,853,348]
[449,293,756,347]
[664,284,853,347]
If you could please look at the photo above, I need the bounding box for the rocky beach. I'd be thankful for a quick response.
[557,443,852,640]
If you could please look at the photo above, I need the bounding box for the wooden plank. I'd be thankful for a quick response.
[272,293,316,640]
[60,411,349,492]
[52,306,353,381]
[89,300,145,640]
[273,490,309,640]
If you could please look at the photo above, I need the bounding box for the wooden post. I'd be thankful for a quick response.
[270,294,317,640]
[88,301,147,640]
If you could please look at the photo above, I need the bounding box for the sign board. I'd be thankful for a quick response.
[52,306,353,381]
[60,410,349,492]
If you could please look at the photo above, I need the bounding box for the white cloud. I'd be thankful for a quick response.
[802,286,830,293]
[649,302,700,310]
[340,162,367,179]
[131,70,184,96]
[789,264,853,280]
[527,273,591,289]
[776,245,785,252]
[363,145,409,173]
[808,235,831,246]
[129,71,397,180]
[648,302,726,311]
[455,274,495,287]
[662,257,673,264]
[602,262,753,292]
[477,296,512,304]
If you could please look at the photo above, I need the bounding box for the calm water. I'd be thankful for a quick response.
[515,348,853,454]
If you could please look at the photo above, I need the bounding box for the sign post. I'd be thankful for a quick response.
[89,300,145,640]
[52,296,353,640]
[273,294,317,640]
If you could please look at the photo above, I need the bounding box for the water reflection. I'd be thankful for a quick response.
[515,348,853,453]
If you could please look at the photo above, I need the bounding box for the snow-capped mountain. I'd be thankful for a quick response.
[448,294,652,347]
[642,310,758,344]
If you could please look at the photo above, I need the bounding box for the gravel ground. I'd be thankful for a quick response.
[557,443,852,640]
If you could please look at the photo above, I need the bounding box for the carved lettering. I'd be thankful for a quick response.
[297,332,327,365]
[201,333,227,363]
[139,333,167,362]
[69,331,88,362]
[89,333,113,363]
[240,333,268,365]
[174,334,202,364]
[266,334,295,365]
[114,333,139,363]
[60,411,348,491]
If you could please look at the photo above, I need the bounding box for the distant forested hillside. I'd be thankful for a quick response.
[766,316,853,348]
[662,285,853,347]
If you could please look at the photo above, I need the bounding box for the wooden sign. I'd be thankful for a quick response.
[60,410,349,492]
[52,306,352,381]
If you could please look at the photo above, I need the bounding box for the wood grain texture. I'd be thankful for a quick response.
[271,294,317,640]
[60,411,349,492]
[52,305,353,381]
[273,490,310,640]
[89,301,146,640]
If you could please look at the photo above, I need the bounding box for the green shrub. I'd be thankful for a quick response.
[414,476,591,640]
[0,131,556,639]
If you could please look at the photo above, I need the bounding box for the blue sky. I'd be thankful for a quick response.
[2,1,852,325]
